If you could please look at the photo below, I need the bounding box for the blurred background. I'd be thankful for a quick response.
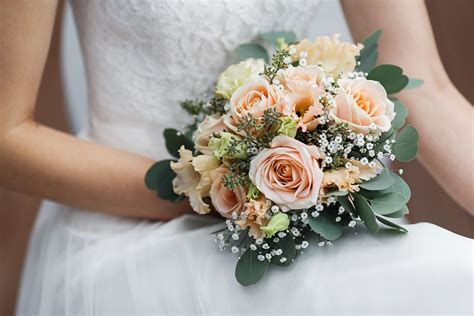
[1,0,472,314]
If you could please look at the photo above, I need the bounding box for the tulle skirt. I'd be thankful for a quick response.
[17,200,473,315]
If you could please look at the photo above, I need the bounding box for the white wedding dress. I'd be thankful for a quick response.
[17,1,473,315]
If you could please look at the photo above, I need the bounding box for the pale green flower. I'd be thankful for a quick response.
[261,212,290,238]
[278,117,298,138]
[216,59,265,99]
[246,183,260,200]
[208,132,248,160]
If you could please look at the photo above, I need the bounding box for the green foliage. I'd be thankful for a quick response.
[337,195,357,217]
[234,43,269,63]
[352,194,379,233]
[384,205,409,218]
[405,78,424,89]
[391,97,409,130]
[163,128,194,158]
[235,248,269,286]
[376,215,408,233]
[367,192,406,215]
[392,125,419,162]
[381,172,411,203]
[269,233,296,267]
[357,29,382,72]
[260,31,297,46]
[144,160,182,201]
[359,167,394,191]
[308,209,343,240]
[262,49,291,83]
[367,64,409,94]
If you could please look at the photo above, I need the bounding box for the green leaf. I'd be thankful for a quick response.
[270,233,296,267]
[357,29,382,72]
[353,194,379,233]
[338,195,357,217]
[369,192,406,215]
[381,172,411,203]
[359,167,394,191]
[367,64,409,94]
[235,248,269,286]
[164,128,194,158]
[392,125,419,162]
[144,160,181,201]
[405,78,424,89]
[384,205,409,218]
[260,31,297,46]
[234,43,269,63]
[308,210,343,240]
[391,98,409,130]
[376,215,408,233]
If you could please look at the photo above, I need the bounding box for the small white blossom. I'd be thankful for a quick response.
[348,220,357,227]
[335,216,341,222]
[250,244,257,251]
[257,254,265,261]
[265,253,272,260]
[231,246,239,253]
[271,205,280,213]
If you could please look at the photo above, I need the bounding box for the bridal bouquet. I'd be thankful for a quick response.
[145,30,421,285]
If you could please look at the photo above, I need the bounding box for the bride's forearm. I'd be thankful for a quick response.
[342,0,474,215]
[0,120,190,220]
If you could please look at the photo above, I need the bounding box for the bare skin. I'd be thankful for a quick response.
[0,0,190,220]
[0,0,472,224]
[341,0,473,215]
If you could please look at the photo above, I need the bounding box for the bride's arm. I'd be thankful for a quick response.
[341,0,474,215]
[0,1,190,220]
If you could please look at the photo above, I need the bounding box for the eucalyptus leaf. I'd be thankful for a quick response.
[338,195,357,217]
[144,160,181,201]
[352,194,379,233]
[270,233,296,267]
[260,31,297,46]
[376,215,408,233]
[359,167,394,191]
[392,125,419,162]
[405,78,424,89]
[164,128,194,158]
[381,172,411,203]
[384,205,409,218]
[367,64,409,94]
[391,98,409,130]
[308,210,342,240]
[369,192,406,215]
[357,29,382,72]
[234,43,269,63]
[235,248,269,286]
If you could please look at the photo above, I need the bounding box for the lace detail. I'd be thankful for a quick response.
[71,0,321,159]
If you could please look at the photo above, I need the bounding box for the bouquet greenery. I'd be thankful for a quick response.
[145,30,421,285]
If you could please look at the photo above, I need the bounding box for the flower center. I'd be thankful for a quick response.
[351,90,371,113]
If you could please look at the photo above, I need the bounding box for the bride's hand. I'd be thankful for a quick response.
[0,0,190,221]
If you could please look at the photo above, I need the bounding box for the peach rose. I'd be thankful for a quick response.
[249,135,324,211]
[225,79,289,133]
[330,78,395,134]
[209,166,246,218]
[193,115,226,155]
[278,65,326,91]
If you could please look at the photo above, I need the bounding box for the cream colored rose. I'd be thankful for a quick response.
[209,166,246,218]
[216,58,265,99]
[330,78,395,134]
[225,79,289,133]
[192,115,226,155]
[290,35,363,77]
[171,147,220,214]
[249,135,324,211]
[235,196,271,240]
[278,65,326,91]
[321,159,383,194]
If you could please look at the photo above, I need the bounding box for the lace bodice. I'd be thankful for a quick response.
[71,0,321,159]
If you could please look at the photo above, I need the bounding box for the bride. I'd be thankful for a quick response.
[1,0,472,314]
